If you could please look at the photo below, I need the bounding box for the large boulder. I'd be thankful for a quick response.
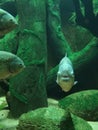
[59,90,98,121]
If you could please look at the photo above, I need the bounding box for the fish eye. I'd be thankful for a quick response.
[19,63,23,66]
[19,63,25,68]
[9,19,13,22]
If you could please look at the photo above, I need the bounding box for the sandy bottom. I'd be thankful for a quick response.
[0,118,18,130]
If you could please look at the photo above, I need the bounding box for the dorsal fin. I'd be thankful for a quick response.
[65,52,67,57]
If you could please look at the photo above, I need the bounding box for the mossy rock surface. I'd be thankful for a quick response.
[59,90,98,121]
[17,106,93,130]
[70,113,92,130]
[17,106,68,130]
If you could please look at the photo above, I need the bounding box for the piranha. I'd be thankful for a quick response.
[56,54,77,92]
[0,51,25,80]
[0,8,18,38]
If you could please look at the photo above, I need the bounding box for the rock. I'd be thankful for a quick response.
[59,90,98,121]
[88,121,98,130]
[0,118,18,130]
[0,105,18,130]
[17,106,68,130]
[0,110,9,120]
[70,113,92,130]
[17,106,93,130]
[47,98,59,107]
[0,96,8,110]
[60,112,93,130]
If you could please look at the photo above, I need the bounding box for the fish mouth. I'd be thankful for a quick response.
[62,75,69,78]
[60,75,70,82]
[61,75,69,78]
[62,74,74,79]
[7,19,18,28]
[14,22,18,26]
[22,65,26,69]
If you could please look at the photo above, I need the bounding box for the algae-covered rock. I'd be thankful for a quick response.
[71,113,92,130]
[60,112,93,130]
[17,106,93,130]
[47,98,59,107]
[0,110,9,120]
[17,106,68,130]
[0,108,18,130]
[59,90,98,121]
[71,113,93,130]
[88,121,98,130]
[0,96,8,110]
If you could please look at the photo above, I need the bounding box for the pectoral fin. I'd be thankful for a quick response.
[74,81,78,85]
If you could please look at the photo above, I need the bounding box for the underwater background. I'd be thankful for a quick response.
[0,0,98,130]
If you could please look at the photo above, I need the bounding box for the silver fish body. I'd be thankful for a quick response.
[0,8,18,37]
[0,51,25,80]
[56,55,77,92]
